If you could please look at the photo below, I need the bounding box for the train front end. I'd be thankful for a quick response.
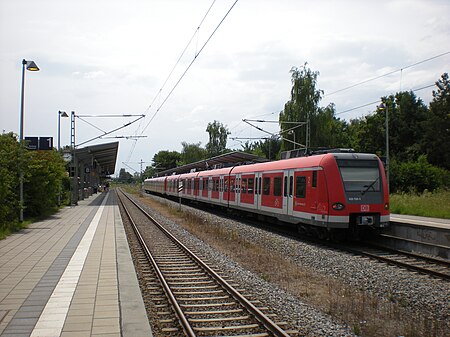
[328,153,390,233]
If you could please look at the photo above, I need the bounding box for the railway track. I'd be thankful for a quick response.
[117,189,294,337]
[349,243,450,281]
[142,191,450,282]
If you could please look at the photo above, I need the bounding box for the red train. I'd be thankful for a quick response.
[144,152,390,239]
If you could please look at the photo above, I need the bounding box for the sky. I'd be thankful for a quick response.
[1,0,449,176]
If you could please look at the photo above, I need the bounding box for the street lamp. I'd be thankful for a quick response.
[19,59,40,222]
[58,110,69,150]
[378,102,389,193]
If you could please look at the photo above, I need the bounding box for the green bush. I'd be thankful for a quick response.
[24,149,66,217]
[390,155,450,193]
[0,133,68,238]
[0,133,22,235]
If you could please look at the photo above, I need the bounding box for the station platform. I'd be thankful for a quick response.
[390,213,450,229]
[0,192,152,337]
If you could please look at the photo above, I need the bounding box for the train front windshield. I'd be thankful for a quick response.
[336,159,380,193]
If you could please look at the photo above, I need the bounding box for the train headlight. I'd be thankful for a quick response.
[384,203,389,210]
[332,202,345,211]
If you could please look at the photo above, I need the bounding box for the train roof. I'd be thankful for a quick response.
[232,152,380,174]
[146,152,381,180]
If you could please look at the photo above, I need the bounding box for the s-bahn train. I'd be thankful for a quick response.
[144,152,389,239]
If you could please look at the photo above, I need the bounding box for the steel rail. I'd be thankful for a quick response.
[364,240,450,267]
[119,189,290,337]
[346,246,450,281]
[117,191,196,337]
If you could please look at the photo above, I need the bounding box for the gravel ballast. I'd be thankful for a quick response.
[135,192,449,336]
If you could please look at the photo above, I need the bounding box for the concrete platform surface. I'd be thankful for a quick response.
[0,192,152,337]
[391,213,450,229]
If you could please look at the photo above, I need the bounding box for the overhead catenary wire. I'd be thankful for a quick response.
[325,51,449,97]
[141,0,217,117]
[335,83,436,116]
[125,0,239,165]
[230,52,448,144]
[140,0,239,136]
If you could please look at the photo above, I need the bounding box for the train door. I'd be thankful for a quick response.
[283,170,295,216]
[211,177,220,201]
[201,177,209,199]
[235,174,242,206]
[254,172,262,210]
[309,170,319,211]
[194,177,199,198]
[229,175,236,204]
[219,176,224,204]
[223,175,229,205]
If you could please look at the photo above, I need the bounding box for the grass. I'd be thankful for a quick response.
[390,189,450,219]
[136,193,447,337]
[0,221,26,240]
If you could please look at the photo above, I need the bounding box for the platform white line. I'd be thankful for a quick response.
[30,194,109,337]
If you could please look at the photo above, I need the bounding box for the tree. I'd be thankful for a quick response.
[180,142,207,165]
[422,73,450,169]
[348,98,391,156]
[314,104,351,149]
[240,141,255,153]
[152,150,181,171]
[118,168,133,183]
[252,137,282,160]
[142,165,156,179]
[205,120,230,157]
[348,92,428,161]
[279,64,321,151]
[279,64,348,152]
[388,91,428,162]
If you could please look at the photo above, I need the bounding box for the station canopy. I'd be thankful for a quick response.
[155,151,268,177]
[74,142,118,177]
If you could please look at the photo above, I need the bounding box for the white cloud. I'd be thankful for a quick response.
[1,0,449,174]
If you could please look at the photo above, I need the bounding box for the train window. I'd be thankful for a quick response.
[224,178,229,192]
[259,177,262,195]
[273,177,282,196]
[214,179,220,192]
[295,176,306,198]
[312,171,317,188]
[248,178,254,194]
[242,178,247,194]
[337,160,380,192]
[289,176,293,196]
[284,177,287,197]
[263,177,271,195]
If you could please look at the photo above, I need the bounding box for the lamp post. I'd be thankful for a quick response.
[70,111,78,205]
[19,59,40,222]
[378,102,389,193]
[58,110,69,150]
